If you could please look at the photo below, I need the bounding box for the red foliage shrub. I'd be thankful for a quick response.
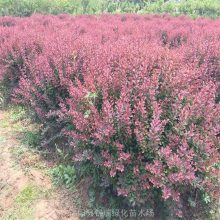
[0,14,219,218]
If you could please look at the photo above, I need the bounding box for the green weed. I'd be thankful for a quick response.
[50,164,77,189]
[22,131,41,148]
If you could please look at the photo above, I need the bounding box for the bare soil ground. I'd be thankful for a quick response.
[0,110,80,220]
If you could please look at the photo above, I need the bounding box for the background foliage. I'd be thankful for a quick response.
[0,0,219,18]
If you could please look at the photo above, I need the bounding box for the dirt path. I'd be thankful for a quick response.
[0,110,80,220]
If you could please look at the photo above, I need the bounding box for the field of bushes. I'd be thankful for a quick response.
[0,13,220,219]
[0,0,220,18]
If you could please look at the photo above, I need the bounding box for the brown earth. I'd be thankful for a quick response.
[0,110,80,220]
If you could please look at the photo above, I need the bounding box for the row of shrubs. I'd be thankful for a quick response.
[0,0,220,18]
[0,14,220,219]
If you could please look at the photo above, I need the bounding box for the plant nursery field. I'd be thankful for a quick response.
[0,14,220,220]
